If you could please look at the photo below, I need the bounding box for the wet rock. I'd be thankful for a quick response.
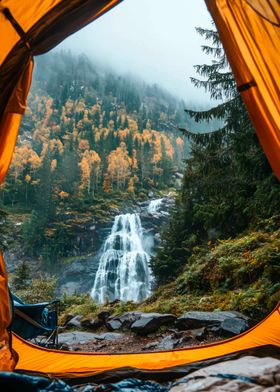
[220,317,248,336]
[97,332,124,340]
[98,311,110,323]
[81,317,103,331]
[131,313,176,335]
[176,311,248,330]
[118,311,143,329]
[106,319,122,331]
[170,355,280,391]
[107,312,142,331]
[66,315,82,329]
[207,325,221,336]
[155,335,176,350]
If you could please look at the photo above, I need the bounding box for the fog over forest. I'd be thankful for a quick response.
[57,0,213,105]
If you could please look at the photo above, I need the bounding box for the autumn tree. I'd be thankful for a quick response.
[105,142,132,191]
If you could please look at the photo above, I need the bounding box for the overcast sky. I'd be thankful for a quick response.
[58,0,213,104]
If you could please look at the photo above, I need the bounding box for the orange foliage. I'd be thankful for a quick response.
[10,142,42,182]
[59,191,69,199]
[78,139,90,152]
[105,142,132,190]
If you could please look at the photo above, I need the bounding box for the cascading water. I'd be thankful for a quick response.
[147,198,163,214]
[91,213,152,304]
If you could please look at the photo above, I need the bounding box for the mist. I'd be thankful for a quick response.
[57,0,213,105]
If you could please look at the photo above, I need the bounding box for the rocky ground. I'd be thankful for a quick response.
[57,310,250,352]
[49,310,280,391]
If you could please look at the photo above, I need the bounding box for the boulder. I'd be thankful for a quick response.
[131,313,176,335]
[107,312,142,331]
[176,311,248,331]
[220,317,248,336]
[106,319,122,331]
[66,315,82,329]
[170,356,280,391]
[80,317,103,331]
[97,311,110,323]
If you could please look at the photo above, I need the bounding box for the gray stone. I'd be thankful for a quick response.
[220,317,248,336]
[67,315,82,329]
[106,319,122,331]
[58,331,123,346]
[58,331,98,345]
[107,312,142,331]
[176,311,248,330]
[131,313,176,335]
[172,328,206,346]
[156,335,176,350]
[170,356,280,392]
[97,332,124,340]
[80,317,103,330]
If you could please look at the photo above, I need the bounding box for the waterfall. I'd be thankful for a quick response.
[91,213,151,304]
[147,198,163,214]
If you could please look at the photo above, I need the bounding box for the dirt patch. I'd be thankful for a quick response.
[61,331,223,353]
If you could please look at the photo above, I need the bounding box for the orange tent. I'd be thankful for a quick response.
[0,0,279,379]
[12,305,280,379]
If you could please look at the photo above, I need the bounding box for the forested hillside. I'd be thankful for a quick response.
[4,51,188,206]
[1,51,190,261]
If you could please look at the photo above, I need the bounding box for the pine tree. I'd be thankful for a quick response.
[151,27,280,284]
[12,261,31,290]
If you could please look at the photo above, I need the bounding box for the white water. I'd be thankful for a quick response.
[91,213,152,304]
[147,198,163,214]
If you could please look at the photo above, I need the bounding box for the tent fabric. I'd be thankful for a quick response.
[13,303,280,378]
[0,0,122,372]
[0,254,15,371]
[205,0,280,179]
[0,0,280,378]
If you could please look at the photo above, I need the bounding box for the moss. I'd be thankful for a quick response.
[58,224,280,323]
[59,293,101,324]
[13,274,57,303]
[60,254,95,264]
[139,225,280,319]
